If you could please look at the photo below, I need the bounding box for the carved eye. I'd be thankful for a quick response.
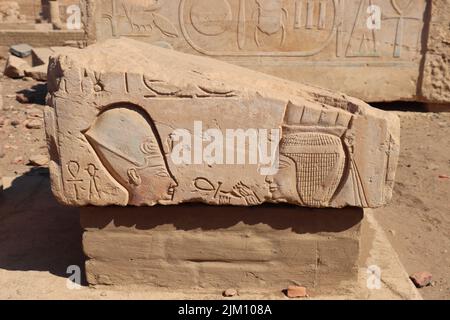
[156,171,170,178]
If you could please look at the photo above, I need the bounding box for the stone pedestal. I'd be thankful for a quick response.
[81,205,362,294]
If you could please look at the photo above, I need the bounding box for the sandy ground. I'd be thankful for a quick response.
[0,61,449,300]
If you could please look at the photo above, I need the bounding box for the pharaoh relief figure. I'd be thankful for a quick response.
[266,103,348,207]
[84,104,178,206]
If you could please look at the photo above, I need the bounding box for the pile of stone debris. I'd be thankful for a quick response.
[3,43,70,82]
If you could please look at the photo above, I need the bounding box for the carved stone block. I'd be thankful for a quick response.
[83,0,431,103]
[45,38,400,208]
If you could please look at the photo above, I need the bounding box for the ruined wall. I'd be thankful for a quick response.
[83,0,431,103]
[0,29,85,47]
[2,0,80,22]
[80,0,450,104]
[421,0,450,103]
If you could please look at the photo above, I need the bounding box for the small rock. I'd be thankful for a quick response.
[10,119,20,127]
[388,229,396,237]
[4,54,30,78]
[0,117,5,126]
[0,145,4,159]
[12,156,23,164]
[28,155,49,167]
[100,292,107,297]
[410,271,433,288]
[22,76,33,82]
[439,175,449,179]
[286,285,308,298]
[25,119,43,129]
[16,93,30,104]
[223,288,238,297]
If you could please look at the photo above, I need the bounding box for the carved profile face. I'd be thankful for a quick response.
[265,154,300,203]
[84,105,177,205]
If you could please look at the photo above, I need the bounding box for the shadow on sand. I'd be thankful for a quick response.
[0,168,87,284]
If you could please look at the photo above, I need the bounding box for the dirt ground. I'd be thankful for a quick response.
[0,59,449,300]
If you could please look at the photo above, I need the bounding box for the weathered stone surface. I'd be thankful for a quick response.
[28,154,50,167]
[84,0,430,103]
[31,47,54,66]
[24,65,48,81]
[0,1,26,23]
[3,54,29,78]
[421,0,450,103]
[45,38,400,208]
[10,43,32,58]
[81,205,362,291]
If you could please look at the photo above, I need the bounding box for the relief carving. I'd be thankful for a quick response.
[84,104,178,205]
[46,38,401,208]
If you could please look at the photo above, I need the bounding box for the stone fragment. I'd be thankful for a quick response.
[0,145,4,159]
[4,55,30,78]
[286,286,308,298]
[28,154,49,167]
[45,38,400,208]
[410,272,433,288]
[26,119,43,129]
[10,44,33,58]
[223,288,237,297]
[31,48,54,66]
[24,65,47,82]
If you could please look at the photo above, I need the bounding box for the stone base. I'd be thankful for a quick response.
[81,205,362,295]
[81,206,421,299]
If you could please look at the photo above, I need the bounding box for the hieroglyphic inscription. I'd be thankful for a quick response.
[95,0,425,61]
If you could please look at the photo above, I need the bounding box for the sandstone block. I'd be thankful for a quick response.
[81,205,363,291]
[4,54,29,78]
[45,38,400,208]
[84,0,430,103]
[24,65,48,81]
[10,43,32,58]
